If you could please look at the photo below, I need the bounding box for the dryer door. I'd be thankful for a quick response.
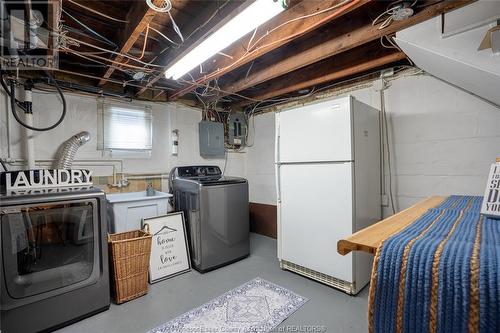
[1,199,100,299]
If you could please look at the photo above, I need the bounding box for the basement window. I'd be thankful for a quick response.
[98,102,153,158]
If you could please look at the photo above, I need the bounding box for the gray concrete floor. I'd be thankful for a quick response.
[57,233,369,333]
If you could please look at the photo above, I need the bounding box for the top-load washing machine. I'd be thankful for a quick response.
[170,166,249,272]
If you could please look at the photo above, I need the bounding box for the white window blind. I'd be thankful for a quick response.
[100,104,153,152]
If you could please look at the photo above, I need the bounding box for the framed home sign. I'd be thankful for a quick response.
[142,212,191,283]
[481,162,500,219]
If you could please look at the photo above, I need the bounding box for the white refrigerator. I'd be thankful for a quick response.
[275,95,381,294]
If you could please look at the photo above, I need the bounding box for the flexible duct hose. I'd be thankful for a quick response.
[53,131,91,169]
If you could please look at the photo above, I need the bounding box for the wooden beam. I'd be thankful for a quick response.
[150,0,372,99]
[214,0,474,100]
[98,0,161,86]
[47,0,59,61]
[135,0,250,96]
[236,51,406,107]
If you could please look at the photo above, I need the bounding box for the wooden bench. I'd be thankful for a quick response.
[337,196,447,255]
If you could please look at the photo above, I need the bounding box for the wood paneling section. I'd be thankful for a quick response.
[249,203,277,239]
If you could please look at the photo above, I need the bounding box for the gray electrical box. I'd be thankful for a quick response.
[228,111,247,147]
[199,121,225,158]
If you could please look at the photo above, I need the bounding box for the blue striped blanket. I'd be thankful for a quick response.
[369,196,499,333]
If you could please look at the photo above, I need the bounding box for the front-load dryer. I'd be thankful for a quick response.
[0,187,110,332]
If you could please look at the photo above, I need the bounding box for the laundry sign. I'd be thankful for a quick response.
[481,162,500,219]
[143,212,191,283]
[0,169,93,191]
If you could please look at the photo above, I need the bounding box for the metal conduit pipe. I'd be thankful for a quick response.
[53,131,91,169]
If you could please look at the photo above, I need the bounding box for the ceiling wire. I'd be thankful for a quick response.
[138,24,150,60]
[0,55,174,92]
[140,0,358,95]
[184,0,231,42]
[148,25,181,46]
[63,49,140,76]
[248,0,352,51]
[372,0,419,30]
[177,0,357,97]
[62,9,118,48]
[61,48,160,73]
[67,0,129,23]
[61,35,165,68]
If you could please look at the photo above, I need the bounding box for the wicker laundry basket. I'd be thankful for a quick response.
[108,227,152,304]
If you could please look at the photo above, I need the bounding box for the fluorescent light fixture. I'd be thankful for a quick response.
[165,0,286,80]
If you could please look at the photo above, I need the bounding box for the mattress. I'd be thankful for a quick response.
[369,195,499,333]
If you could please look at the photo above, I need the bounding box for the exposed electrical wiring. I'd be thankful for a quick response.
[185,0,230,42]
[63,48,141,75]
[247,27,258,51]
[217,52,233,59]
[138,24,150,60]
[67,0,129,23]
[380,78,397,214]
[1,71,67,131]
[174,0,359,97]
[61,25,117,48]
[0,55,174,92]
[148,25,181,46]
[380,35,414,65]
[146,0,172,12]
[372,0,418,30]
[248,0,353,51]
[145,0,184,42]
[246,66,425,113]
[380,35,398,49]
[61,48,159,73]
[61,35,165,68]
[245,61,255,79]
[168,11,184,43]
[62,9,118,48]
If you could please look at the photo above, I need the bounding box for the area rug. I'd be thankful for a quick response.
[148,277,308,333]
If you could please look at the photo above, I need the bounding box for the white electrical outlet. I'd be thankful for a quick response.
[381,194,389,207]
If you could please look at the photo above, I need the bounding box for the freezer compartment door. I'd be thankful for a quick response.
[278,162,354,282]
[276,97,353,163]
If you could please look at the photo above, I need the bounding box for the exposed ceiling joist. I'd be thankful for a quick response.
[212,0,474,102]
[236,51,406,108]
[135,0,248,96]
[144,0,372,99]
[98,0,161,86]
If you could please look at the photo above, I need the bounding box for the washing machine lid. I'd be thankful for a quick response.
[173,166,246,186]
[197,176,246,186]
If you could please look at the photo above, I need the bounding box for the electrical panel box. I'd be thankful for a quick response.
[228,112,247,147]
[199,121,225,158]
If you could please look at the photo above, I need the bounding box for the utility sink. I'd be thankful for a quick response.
[106,191,172,233]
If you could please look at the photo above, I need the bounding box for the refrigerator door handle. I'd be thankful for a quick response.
[275,115,280,163]
[275,163,281,203]
[275,115,281,202]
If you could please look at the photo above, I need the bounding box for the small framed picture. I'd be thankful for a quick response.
[142,212,191,283]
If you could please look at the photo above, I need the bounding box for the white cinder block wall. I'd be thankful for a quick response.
[0,91,246,190]
[244,74,500,217]
[245,112,276,204]
[2,73,499,216]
